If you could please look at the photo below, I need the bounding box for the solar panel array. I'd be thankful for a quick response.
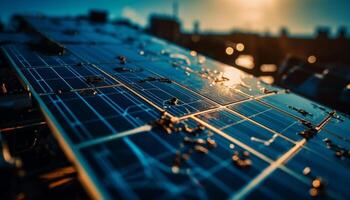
[1,16,350,200]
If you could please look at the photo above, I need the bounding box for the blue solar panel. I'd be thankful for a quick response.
[259,93,334,125]
[285,148,350,199]
[39,86,160,144]
[197,109,295,160]
[229,100,307,141]
[79,127,270,199]
[1,15,349,200]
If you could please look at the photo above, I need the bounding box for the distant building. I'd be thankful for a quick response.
[148,15,350,79]
[337,26,347,39]
[193,20,200,34]
[89,10,108,23]
[148,15,181,42]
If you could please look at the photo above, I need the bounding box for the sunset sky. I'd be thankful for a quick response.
[1,0,349,35]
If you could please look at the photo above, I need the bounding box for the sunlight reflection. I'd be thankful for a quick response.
[235,55,254,69]
[222,66,243,87]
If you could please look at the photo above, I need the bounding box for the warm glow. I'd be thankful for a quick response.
[260,64,277,72]
[222,67,243,87]
[190,50,197,57]
[346,84,350,90]
[236,43,245,52]
[235,55,254,69]
[225,47,234,55]
[307,55,317,64]
[236,0,275,7]
[224,0,276,32]
[198,55,206,64]
[259,76,274,84]
[170,53,191,65]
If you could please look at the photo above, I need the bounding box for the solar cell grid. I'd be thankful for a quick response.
[42,29,122,44]
[1,15,350,200]
[4,44,82,67]
[197,109,295,160]
[98,63,219,117]
[324,113,350,141]
[68,42,280,102]
[39,86,160,144]
[229,100,308,141]
[120,60,251,105]
[284,148,350,199]
[79,126,270,199]
[303,130,350,166]
[67,44,149,64]
[248,169,315,200]
[259,93,333,125]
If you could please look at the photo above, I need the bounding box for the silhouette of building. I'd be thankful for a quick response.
[149,15,181,42]
[147,15,350,78]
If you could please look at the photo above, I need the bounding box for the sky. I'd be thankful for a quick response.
[0,0,350,35]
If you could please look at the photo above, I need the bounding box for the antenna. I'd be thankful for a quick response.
[173,0,179,19]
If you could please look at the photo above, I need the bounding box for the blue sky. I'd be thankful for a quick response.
[0,0,349,35]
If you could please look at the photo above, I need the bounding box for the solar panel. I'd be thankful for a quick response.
[1,16,349,199]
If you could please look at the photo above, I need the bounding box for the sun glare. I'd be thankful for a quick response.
[236,0,275,7]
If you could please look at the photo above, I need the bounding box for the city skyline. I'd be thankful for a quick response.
[1,0,349,36]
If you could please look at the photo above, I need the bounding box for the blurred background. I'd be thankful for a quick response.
[1,0,350,113]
